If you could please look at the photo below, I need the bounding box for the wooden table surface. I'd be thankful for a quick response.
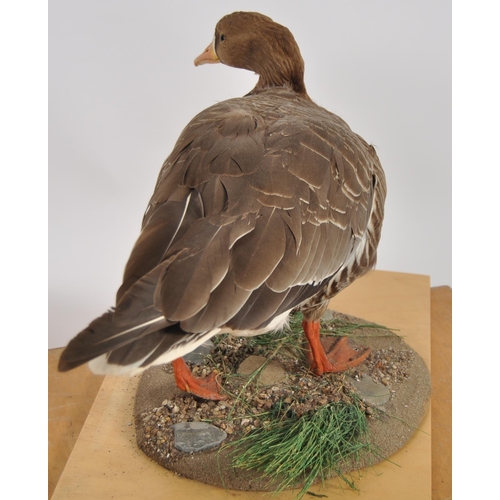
[48,277,451,500]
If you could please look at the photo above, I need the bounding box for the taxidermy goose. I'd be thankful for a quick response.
[59,11,387,400]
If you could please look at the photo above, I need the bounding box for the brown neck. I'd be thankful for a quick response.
[252,66,310,99]
[246,23,310,99]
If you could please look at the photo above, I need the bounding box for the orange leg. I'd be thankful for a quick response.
[171,358,226,400]
[302,320,371,376]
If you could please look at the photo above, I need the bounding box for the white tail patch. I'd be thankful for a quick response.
[89,327,222,376]
[87,310,293,376]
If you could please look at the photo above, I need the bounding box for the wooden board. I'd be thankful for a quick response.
[430,286,452,500]
[51,270,431,499]
[48,350,105,497]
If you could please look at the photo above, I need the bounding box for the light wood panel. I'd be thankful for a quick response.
[430,287,452,500]
[48,350,104,497]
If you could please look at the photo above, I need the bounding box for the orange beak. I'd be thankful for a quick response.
[194,40,220,66]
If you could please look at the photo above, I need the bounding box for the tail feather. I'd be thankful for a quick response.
[105,328,186,367]
[57,310,167,372]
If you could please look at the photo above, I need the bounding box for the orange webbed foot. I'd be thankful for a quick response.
[303,320,371,376]
[172,358,226,400]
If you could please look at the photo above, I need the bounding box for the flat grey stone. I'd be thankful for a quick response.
[172,422,227,453]
[237,355,287,386]
[321,309,335,320]
[183,340,215,363]
[347,374,391,407]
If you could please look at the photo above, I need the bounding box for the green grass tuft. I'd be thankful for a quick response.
[224,399,378,499]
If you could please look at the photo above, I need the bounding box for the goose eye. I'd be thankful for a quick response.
[219,34,226,42]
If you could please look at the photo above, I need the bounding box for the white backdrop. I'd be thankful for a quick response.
[49,0,451,348]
